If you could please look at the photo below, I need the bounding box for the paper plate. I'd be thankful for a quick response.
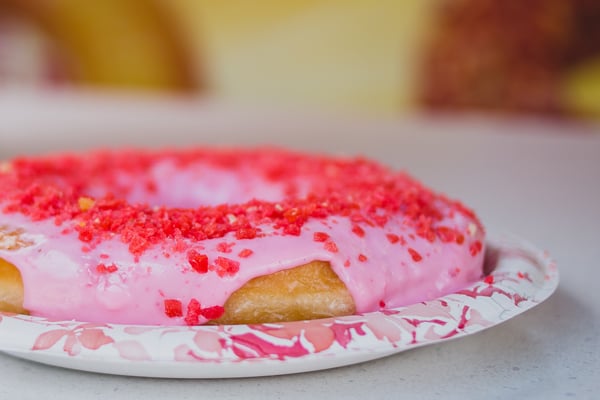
[0,235,558,378]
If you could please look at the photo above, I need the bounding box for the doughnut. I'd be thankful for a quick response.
[0,148,485,326]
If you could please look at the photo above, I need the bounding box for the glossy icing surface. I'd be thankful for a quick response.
[0,148,485,325]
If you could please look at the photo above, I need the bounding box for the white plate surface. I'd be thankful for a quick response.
[0,236,558,378]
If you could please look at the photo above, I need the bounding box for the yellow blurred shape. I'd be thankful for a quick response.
[564,58,600,118]
[170,0,437,114]
[17,0,196,91]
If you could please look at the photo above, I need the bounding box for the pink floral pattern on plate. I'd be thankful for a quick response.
[0,236,558,378]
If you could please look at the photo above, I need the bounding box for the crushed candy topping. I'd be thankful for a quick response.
[386,233,400,244]
[188,250,209,274]
[215,256,240,277]
[164,299,183,318]
[324,240,339,253]
[351,225,365,237]
[216,242,235,253]
[96,263,118,274]
[238,248,253,258]
[78,196,95,211]
[184,298,202,325]
[201,305,225,320]
[469,240,483,256]
[313,231,330,242]
[0,149,483,264]
[408,248,423,262]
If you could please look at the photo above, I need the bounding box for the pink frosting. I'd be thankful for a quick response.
[0,150,485,325]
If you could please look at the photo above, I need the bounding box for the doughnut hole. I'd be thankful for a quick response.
[212,261,356,325]
[0,258,27,314]
[120,161,296,208]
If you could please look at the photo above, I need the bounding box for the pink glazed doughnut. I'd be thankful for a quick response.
[0,148,485,326]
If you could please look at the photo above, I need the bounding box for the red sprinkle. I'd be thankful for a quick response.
[324,240,338,253]
[238,248,253,258]
[344,259,351,267]
[313,231,330,242]
[358,254,368,262]
[408,248,422,262]
[283,224,301,236]
[164,299,183,318]
[386,233,400,244]
[235,227,257,240]
[216,242,234,253]
[469,240,483,256]
[436,226,458,243]
[145,180,157,193]
[352,225,365,237]
[184,298,202,325]
[188,250,209,274]
[215,256,240,277]
[484,275,494,284]
[379,300,386,308]
[201,305,225,320]
[96,263,118,274]
[78,230,93,243]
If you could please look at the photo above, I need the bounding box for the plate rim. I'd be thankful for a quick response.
[0,235,559,378]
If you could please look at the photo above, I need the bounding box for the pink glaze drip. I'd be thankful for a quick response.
[0,148,485,325]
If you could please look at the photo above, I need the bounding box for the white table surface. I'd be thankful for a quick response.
[0,91,599,399]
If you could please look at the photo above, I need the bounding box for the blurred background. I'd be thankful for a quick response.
[0,0,599,120]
